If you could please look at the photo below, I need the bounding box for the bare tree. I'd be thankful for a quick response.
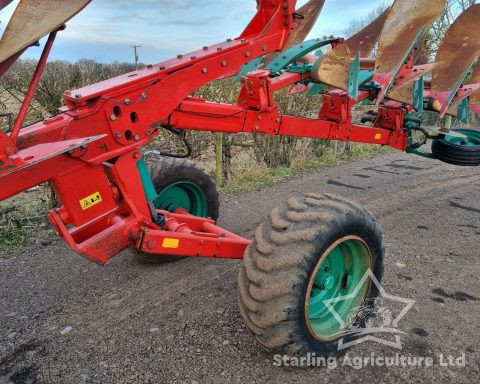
[430,0,476,54]
[343,2,389,38]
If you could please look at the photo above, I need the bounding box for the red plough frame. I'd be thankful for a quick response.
[0,0,409,264]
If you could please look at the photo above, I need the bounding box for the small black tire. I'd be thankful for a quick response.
[432,128,480,166]
[238,193,384,357]
[136,157,220,264]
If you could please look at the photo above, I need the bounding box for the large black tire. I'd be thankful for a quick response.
[238,193,384,357]
[136,157,219,264]
[432,128,480,166]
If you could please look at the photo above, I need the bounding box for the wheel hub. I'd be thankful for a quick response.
[154,181,208,217]
[306,236,372,341]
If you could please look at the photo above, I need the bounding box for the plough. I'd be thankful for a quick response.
[1,0,479,357]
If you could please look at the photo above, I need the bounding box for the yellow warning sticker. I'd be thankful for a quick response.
[79,192,102,210]
[162,238,180,249]
[375,133,382,140]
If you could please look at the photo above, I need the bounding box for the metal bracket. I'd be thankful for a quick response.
[348,53,361,100]
[374,27,425,104]
[266,37,340,75]
[237,57,264,80]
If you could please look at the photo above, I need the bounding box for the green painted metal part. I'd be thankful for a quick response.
[267,37,339,75]
[307,82,324,96]
[237,57,264,80]
[442,128,480,147]
[413,76,424,114]
[348,53,360,100]
[307,238,372,340]
[286,63,313,74]
[358,70,374,87]
[137,158,157,203]
[154,181,208,217]
[456,98,469,124]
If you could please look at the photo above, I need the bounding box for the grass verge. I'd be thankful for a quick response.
[219,143,389,194]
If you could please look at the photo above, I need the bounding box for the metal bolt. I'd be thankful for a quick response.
[134,134,140,141]
[262,45,267,52]
[160,66,166,70]
[191,56,197,60]
[81,144,88,149]
[75,94,81,98]
[146,239,156,249]
[115,132,122,138]
[146,129,152,135]
[133,152,141,159]
[274,128,279,134]
[245,52,251,58]
[227,38,232,42]
[203,46,208,50]
[254,125,259,132]
[221,60,227,67]
[319,272,335,290]
[217,47,222,51]
[110,114,117,121]
[276,117,281,123]
[202,67,208,74]
[257,115,262,120]
[124,98,131,104]
[177,54,183,59]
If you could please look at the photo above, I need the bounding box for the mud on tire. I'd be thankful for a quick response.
[238,193,384,357]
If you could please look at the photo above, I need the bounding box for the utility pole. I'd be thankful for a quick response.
[130,44,142,69]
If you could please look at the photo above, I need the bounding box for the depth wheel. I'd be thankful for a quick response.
[136,157,219,263]
[432,128,480,166]
[238,193,384,357]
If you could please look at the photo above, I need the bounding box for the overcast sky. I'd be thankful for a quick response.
[0,0,387,64]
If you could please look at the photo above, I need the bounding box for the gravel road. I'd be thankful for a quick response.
[1,151,479,384]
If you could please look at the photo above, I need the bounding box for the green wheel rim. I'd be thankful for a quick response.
[306,237,372,340]
[443,129,480,147]
[154,181,208,217]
